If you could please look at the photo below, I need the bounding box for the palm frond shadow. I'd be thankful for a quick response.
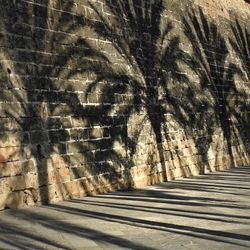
[229,15,250,154]
[1,0,185,206]
[0,0,121,206]
[230,17,250,81]
[182,7,248,172]
[83,0,191,181]
[2,1,248,209]
[0,0,79,205]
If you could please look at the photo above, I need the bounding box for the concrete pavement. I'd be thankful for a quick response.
[0,166,250,249]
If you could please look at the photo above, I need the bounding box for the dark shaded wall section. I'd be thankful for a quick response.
[0,0,249,209]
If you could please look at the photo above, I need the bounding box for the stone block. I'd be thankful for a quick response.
[49,129,70,143]
[30,131,49,144]
[0,146,20,162]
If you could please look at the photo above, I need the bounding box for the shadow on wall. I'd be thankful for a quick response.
[84,0,192,181]
[0,0,81,207]
[0,0,113,207]
[0,0,186,208]
[182,7,250,173]
[229,14,250,153]
[0,0,190,208]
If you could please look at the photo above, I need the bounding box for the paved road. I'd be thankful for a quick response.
[1,167,250,250]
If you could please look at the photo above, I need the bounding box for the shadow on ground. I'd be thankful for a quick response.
[0,167,250,250]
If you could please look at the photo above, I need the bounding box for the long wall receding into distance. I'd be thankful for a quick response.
[0,0,249,209]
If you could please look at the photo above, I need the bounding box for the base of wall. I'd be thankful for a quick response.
[1,160,248,210]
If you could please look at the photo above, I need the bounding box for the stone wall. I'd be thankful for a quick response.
[0,0,249,209]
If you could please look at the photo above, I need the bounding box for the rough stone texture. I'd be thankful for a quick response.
[0,0,249,209]
[195,0,250,19]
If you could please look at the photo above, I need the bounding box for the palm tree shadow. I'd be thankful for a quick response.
[0,0,74,206]
[229,15,250,156]
[1,0,166,206]
[84,0,188,182]
[0,0,115,207]
[182,7,246,172]
[3,1,247,209]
